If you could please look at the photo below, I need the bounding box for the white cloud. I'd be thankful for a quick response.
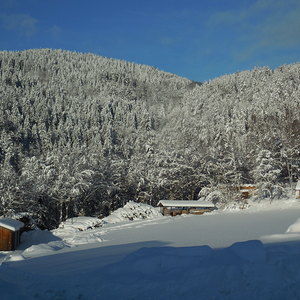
[0,13,38,37]
[207,0,300,61]
[48,25,62,39]
[259,9,300,48]
[209,0,300,27]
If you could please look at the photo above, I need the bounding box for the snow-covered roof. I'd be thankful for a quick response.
[296,180,300,191]
[0,218,24,231]
[158,200,215,208]
[240,184,256,187]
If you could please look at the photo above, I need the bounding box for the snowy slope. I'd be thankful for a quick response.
[0,200,300,299]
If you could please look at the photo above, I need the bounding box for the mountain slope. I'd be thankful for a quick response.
[0,49,300,228]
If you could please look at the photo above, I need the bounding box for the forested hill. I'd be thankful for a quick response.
[1,49,300,228]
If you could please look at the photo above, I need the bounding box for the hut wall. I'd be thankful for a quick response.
[161,207,214,216]
[0,227,13,251]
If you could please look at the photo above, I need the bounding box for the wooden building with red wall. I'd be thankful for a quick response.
[158,200,216,216]
[0,218,24,251]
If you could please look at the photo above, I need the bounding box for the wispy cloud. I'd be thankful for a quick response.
[209,0,299,26]
[0,13,38,37]
[48,25,62,39]
[258,9,300,48]
[207,0,300,61]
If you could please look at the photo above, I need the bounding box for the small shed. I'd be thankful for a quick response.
[0,218,24,251]
[296,180,300,199]
[240,184,256,199]
[158,200,216,216]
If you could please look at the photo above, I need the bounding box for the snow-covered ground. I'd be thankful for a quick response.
[1,200,300,299]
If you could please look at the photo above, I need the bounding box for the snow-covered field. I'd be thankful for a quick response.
[1,200,300,299]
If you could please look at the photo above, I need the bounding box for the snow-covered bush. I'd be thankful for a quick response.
[204,190,225,205]
[103,201,161,224]
[198,187,212,200]
[252,183,287,202]
[252,150,281,184]
[250,150,287,202]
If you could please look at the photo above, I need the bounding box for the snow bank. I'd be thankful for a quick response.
[20,229,61,248]
[22,241,69,258]
[4,239,299,300]
[286,218,300,233]
[52,217,104,246]
[51,204,161,246]
[98,240,300,300]
[261,216,300,243]
[3,204,161,253]
[103,201,162,224]
[221,198,300,214]
[54,216,103,232]
[3,254,24,262]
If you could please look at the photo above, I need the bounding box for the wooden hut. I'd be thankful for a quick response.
[240,184,256,199]
[0,218,24,251]
[158,200,216,216]
[296,180,300,199]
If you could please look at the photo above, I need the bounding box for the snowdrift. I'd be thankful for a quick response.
[1,239,300,299]
[55,216,103,232]
[103,201,162,224]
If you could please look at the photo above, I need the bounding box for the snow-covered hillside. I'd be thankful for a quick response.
[1,200,300,299]
[1,49,300,229]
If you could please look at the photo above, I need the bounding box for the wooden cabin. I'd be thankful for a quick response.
[296,180,300,199]
[158,200,216,216]
[0,218,24,251]
[240,184,256,199]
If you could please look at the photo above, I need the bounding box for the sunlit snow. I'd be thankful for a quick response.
[1,200,300,299]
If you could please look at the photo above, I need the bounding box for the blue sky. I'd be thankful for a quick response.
[1,0,300,82]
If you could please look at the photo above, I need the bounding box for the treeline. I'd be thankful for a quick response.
[0,49,299,228]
